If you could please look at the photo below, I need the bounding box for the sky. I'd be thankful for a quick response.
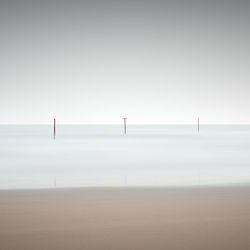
[0,0,249,124]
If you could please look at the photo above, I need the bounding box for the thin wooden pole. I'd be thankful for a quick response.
[122,118,127,135]
[54,118,56,139]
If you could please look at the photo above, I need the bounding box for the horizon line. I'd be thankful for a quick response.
[0,123,250,126]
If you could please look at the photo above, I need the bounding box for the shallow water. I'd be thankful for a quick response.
[0,125,250,189]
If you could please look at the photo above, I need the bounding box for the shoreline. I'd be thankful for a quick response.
[1,185,250,250]
[1,182,250,191]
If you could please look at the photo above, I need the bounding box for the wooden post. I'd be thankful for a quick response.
[54,118,56,139]
[122,118,127,135]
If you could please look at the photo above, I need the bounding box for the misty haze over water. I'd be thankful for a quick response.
[0,124,250,189]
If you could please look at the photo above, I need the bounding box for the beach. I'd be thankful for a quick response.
[1,186,250,250]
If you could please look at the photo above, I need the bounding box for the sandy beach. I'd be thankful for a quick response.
[1,186,250,250]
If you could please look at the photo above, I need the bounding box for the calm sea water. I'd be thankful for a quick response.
[0,125,250,189]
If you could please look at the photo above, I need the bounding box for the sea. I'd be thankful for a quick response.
[0,124,250,189]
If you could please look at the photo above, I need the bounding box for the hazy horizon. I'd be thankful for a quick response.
[0,122,250,125]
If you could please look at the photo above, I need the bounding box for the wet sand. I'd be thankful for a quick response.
[1,186,250,250]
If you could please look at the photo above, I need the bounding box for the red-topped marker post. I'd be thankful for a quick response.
[54,118,56,139]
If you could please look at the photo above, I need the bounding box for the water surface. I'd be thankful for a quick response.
[0,125,250,189]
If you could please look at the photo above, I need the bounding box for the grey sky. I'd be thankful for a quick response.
[0,0,249,124]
